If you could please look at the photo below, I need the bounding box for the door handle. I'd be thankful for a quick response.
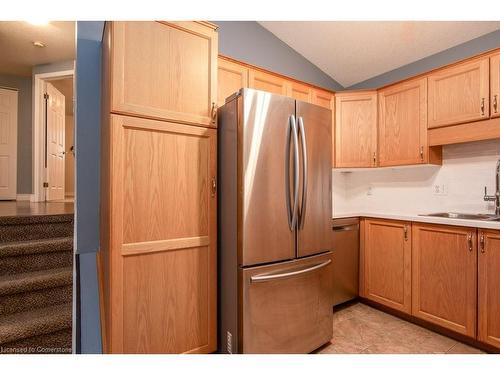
[250,259,332,283]
[285,115,299,230]
[298,116,308,229]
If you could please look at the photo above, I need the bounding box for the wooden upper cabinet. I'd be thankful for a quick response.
[412,223,477,338]
[217,57,248,107]
[491,52,500,119]
[478,230,500,349]
[361,218,412,313]
[287,81,312,103]
[378,78,428,167]
[312,88,333,109]
[248,69,288,96]
[110,21,218,127]
[428,57,489,128]
[335,91,377,168]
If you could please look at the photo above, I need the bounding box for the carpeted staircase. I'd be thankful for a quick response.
[0,213,73,354]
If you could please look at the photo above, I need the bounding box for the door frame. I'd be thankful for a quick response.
[0,86,18,200]
[33,69,74,202]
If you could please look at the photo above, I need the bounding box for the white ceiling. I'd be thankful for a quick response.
[258,21,500,87]
[0,21,75,77]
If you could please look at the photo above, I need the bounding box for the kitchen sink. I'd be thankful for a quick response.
[420,212,500,221]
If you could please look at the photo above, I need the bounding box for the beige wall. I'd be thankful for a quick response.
[65,115,74,196]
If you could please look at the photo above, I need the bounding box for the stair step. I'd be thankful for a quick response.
[0,251,72,276]
[0,328,72,354]
[0,303,72,346]
[0,284,72,316]
[0,267,72,296]
[0,214,73,242]
[0,237,73,258]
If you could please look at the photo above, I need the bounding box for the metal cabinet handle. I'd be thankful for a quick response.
[250,259,332,283]
[211,177,217,198]
[480,232,485,254]
[285,115,299,230]
[404,225,408,241]
[494,95,498,114]
[467,233,473,252]
[481,98,485,116]
[420,146,424,161]
[298,116,308,229]
[332,224,359,232]
[373,152,376,165]
[211,102,217,123]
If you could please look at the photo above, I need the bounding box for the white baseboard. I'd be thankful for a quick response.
[17,194,35,201]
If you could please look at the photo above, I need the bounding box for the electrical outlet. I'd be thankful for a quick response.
[433,184,447,196]
[367,186,373,196]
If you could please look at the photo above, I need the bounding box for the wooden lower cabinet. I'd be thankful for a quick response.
[412,223,477,338]
[360,218,412,313]
[478,230,500,348]
[100,114,217,353]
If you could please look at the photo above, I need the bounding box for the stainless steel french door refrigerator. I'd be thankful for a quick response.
[218,88,333,354]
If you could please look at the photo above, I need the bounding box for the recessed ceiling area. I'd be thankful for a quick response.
[258,21,500,87]
[0,21,75,77]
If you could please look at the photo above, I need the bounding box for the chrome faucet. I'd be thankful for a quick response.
[484,159,500,215]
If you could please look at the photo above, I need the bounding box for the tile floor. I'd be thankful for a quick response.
[318,302,484,354]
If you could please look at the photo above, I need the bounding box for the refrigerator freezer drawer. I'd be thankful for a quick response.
[239,252,333,353]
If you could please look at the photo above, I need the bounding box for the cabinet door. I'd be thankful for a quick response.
[412,224,477,337]
[111,21,218,127]
[248,69,288,96]
[312,89,333,109]
[109,114,217,353]
[361,219,412,313]
[478,230,500,349]
[378,78,427,166]
[335,91,377,168]
[288,81,312,103]
[217,57,248,107]
[312,89,334,164]
[491,52,500,119]
[428,57,489,127]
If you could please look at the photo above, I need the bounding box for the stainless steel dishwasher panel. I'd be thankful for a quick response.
[332,218,359,305]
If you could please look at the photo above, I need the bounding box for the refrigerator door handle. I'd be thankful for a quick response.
[285,114,300,230]
[250,259,332,283]
[298,116,308,229]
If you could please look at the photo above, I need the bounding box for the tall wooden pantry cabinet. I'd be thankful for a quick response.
[99,21,218,354]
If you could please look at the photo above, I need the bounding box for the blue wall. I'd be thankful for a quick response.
[214,21,344,91]
[348,28,500,89]
[75,21,104,354]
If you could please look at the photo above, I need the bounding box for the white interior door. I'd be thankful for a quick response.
[46,83,65,201]
[0,88,18,200]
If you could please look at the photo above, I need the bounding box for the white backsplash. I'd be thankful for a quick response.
[333,139,500,216]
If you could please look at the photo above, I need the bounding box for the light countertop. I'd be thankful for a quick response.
[332,212,500,230]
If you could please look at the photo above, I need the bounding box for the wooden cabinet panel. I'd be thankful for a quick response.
[248,69,288,96]
[478,230,500,349]
[491,52,500,119]
[428,57,489,128]
[378,78,428,166]
[312,89,333,109]
[107,114,217,353]
[288,81,312,102]
[412,223,477,337]
[361,219,412,313]
[217,58,248,107]
[335,91,377,168]
[111,21,218,127]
